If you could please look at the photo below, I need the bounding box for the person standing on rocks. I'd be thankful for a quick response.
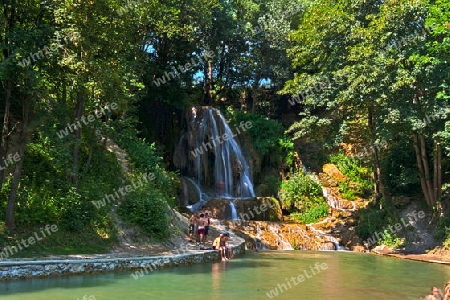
[204,212,211,242]
[219,233,229,261]
[188,213,196,242]
[197,213,208,244]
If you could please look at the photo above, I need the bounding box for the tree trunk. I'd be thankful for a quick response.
[413,132,432,206]
[434,140,442,201]
[72,92,85,190]
[419,134,435,205]
[368,106,387,202]
[0,80,12,187]
[412,132,441,208]
[372,146,388,202]
[437,141,443,214]
[201,61,208,104]
[208,60,213,103]
[5,93,30,232]
[85,126,96,172]
[251,75,261,113]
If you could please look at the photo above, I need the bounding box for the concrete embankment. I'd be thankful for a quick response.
[0,239,245,281]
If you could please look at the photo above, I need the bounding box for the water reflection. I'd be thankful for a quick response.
[211,262,227,300]
[0,252,449,300]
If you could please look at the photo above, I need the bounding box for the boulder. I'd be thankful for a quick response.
[323,163,348,183]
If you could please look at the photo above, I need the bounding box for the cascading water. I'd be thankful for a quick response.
[322,187,356,211]
[229,201,239,220]
[174,107,255,206]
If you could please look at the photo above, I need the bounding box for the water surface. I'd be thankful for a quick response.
[0,251,449,299]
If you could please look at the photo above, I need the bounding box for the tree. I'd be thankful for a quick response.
[281,0,449,207]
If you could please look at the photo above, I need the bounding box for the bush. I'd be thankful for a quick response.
[111,115,177,239]
[378,229,404,247]
[435,215,450,243]
[279,171,324,212]
[330,152,373,198]
[291,203,328,224]
[356,199,399,241]
[225,108,294,167]
[279,171,328,223]
[118,183,169,240]
[226,108,285,156]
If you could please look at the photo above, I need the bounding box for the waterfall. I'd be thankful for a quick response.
[268,224,294,250]
[174,107,255,201]
[322,187,356,211]
[230,201,239,220]
[307,224,345,251]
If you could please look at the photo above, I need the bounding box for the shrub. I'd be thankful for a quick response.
[279,171,324,212]
[279,171,328,223]
[111,116,177,239]
[291,203,328,224]
[356,199,399,241]
[330,152,373,198]
[117,181,169,240]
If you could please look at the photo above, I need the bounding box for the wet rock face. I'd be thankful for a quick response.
[217,220,345,251]
[207,197,282,221]
[319,242,337,251]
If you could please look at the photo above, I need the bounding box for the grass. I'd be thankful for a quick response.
[0,221,117,258]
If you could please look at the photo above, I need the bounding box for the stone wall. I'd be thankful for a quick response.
[0,241,245,281]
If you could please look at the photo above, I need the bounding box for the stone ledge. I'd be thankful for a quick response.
[0,240,245,281]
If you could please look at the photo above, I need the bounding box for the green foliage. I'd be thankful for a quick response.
[330,152,373,198]
[226,108,294,173]
[264,175,282,197]
[0,136,122,231]
[279,171,328,223]
[377,229,404,248]
[278,137,295,167]
[357,200,399,241]
[111,116,177,239]
[435,215,450,243]
[279,171,324,212]
[117,180,170,240]
[226,108,286,156]
[382,140,421,196]
[291,203,328,224]
[337,181,357,201]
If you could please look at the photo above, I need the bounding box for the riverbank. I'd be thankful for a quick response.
[372,245,450,264]
[0,240,246,281]
[0,208,246,281]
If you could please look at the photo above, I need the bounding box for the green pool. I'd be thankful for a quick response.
[0,251,449,299]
